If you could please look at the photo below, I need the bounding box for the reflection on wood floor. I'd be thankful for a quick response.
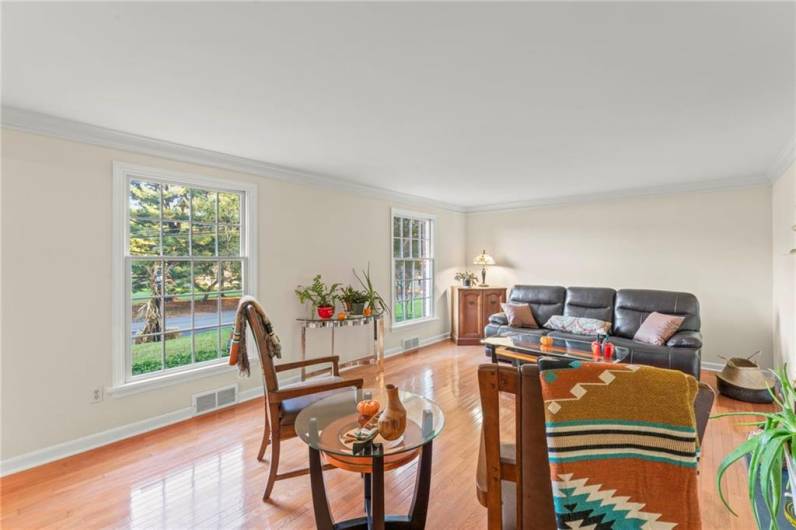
[0,341,766,529]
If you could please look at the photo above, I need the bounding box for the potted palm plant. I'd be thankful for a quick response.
[338,285,369,315]
[353,264,390,317]
[715,364,796,529]
[295,274,340,319]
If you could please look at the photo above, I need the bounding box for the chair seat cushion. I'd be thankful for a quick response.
[279,377,354,426]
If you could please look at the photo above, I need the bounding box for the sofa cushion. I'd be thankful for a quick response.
[484,322,550,339]
[607,336,701,379]
[633,312,685,346]
[547,330,600,343]
[488,312,509,326]
[563,287,616,326]
[508,285,566,328]
[613,289,700,339]
[544,315,611,336]
[501,303,538,328]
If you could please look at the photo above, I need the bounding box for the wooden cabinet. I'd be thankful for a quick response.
[451,287,506,345]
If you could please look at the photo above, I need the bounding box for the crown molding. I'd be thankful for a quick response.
[1,106,782,215]
[1,106,466,213]
[466,173,771,214]
[765,138,796,182]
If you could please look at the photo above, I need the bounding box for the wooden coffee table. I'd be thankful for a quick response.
[482,334,630,366]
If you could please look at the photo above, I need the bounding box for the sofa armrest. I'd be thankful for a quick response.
[667,330,703,349]
[488,312,508,325]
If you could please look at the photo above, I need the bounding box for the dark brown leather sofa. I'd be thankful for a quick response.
[484,285,703,379]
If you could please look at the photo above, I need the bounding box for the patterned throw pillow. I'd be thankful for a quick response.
[501,302,538,328]
[544,315,611,335]
[634,312,685,346]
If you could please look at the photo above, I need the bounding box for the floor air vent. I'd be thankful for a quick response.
[193,384,238,416]
[402,337,420,351]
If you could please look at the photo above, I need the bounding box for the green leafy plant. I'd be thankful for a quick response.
[353,264,390,315]
[295,274,340,308]
[454,271,479,285]
[714,365,794,529]
[338,285,369,307]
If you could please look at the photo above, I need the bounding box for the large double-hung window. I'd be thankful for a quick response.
[391,209,434,326]
[113,163,256,388]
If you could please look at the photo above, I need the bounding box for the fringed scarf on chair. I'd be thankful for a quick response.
[228,296,282,376]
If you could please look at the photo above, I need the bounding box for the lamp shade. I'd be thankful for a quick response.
[473,249,495,266]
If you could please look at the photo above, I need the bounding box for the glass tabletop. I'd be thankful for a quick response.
[483,333,630,363]
[294,388,445,457]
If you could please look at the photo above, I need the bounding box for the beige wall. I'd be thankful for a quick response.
[773,161,796,368]
[0,129,465,461]
[466,187,774,366]
[0,126,783,468]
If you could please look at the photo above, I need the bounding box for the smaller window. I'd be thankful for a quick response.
[391,210,434,324]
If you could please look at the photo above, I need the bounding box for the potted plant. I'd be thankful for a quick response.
[295,274,340,319]
[454,271,479,287]
[338,285,369,315]
[353,264,390,317]
[715,364,796,529]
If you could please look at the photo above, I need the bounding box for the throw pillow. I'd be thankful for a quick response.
[634,312,685,346]
[544,315,612,336]
[501,303,538,328]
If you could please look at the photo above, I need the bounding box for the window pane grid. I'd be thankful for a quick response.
[392,214,433,323]
[127,177,245,380]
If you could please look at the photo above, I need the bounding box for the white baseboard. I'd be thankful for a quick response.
[0,335,450,477]
[0,383,269,478]
[384,332,451,358]
[701,361,724,372]
[0,406,194,477]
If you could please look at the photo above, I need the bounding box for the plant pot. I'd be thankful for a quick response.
[317,306,335,319]
[462,278,472,287]
[378,384,407,441]
[351,302,366,315]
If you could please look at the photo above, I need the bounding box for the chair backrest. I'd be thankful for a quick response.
[479,363,713,529]
[477,364,523,529]
[245,304,279,394]
[517,364,558,529]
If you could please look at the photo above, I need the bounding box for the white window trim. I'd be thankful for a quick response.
[110,161,258,396]
[390,208,436,329]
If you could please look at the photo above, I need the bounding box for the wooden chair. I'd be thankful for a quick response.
[245,305,364,500]
[476,363,716,529]
[476,363,556,530]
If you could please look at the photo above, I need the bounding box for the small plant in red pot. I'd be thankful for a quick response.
[295,274,340,319]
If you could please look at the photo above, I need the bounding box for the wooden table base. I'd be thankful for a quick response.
[309,441,434,530]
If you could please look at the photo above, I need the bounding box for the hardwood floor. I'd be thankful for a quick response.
[1,341,767,529]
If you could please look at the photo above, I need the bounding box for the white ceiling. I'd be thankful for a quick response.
[2,2,794,209]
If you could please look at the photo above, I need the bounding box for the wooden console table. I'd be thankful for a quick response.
[450,286,506,345]
[296,315,385,380]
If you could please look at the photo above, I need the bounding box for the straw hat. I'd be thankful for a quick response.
[716,354,775,404]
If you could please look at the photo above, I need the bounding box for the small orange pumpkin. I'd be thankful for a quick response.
[337,312,347,321]
[363,306,373,317]
[356,399,380,417]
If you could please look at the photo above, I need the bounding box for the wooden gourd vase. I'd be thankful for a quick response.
[378,384,407,441]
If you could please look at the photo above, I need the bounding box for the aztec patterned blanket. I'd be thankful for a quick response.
[538,357,701,530]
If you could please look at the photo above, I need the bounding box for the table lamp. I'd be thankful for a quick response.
[472,249,495,286]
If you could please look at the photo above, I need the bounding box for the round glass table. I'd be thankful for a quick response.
[295,387,445,530]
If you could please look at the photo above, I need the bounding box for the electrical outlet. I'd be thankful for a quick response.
[90,387,104,403]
